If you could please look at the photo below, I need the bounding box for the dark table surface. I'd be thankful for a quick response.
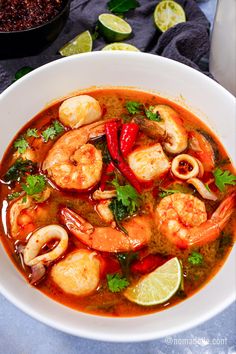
[1,1,236,353]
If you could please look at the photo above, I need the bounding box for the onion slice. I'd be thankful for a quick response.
[187,178,218,201]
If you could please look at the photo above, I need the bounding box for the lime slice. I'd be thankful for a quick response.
[59,30,93,57]
[124,257,182,306]
[98,14,132,42]
[102,43,140,51]
[154,0,186,32]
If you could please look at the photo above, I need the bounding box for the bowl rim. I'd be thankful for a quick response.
[0,0,71,34]
[0,52,235,342]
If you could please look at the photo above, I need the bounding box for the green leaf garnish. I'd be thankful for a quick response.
[111,177,139,214]
[145,106,161,122]
[42,120,65,142]
[13,136,29,154]
[117,252,138,277]
[188,252,203,265]
[7,192,21,201]
[107,273,129,292]
[213,168,236,192]
[107,0,139,14]
[14,66,33,82]
[159,188,180,198]
[94,139,112,164]
[4,159,36,182]
[22,175,46,196]
[125,101,142,115]
[26,128,39,138]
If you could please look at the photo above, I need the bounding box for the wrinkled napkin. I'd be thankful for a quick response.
[0,0,211,93]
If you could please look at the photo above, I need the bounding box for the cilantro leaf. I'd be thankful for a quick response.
[42,120,65,142]
[213,168,236,192]
[94,139,111,164]
[107,0,139,14]
[53,120,65,134]
[145,106,161,122]
[125,101,142,115]
[188,252,203,265]
[26,128,39,138]
[107,273,129,292]
[111,177,139,214]
[4,159,36,182]
[159,188,180,198]
[109,199,129,234]
[7,192,21,200]
[13,136,29,154]
[22,175,46,196]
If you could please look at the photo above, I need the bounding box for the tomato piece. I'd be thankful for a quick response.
[131,254,167,275]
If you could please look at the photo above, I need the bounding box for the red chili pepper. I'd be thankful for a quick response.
[131,254,167,275]
[120,123,139,157]
[105,122,142,193]
[100,162,115,191]
[99,255,121,279]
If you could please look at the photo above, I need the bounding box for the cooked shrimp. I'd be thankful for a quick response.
[156,192,236,248]
[59,95,102,129]
[9,188,51,238]
[134,105,188,154]
[23,225,68,283]
[51,249,101,296]
[42,120,107,190]
[128,143,170,181]
[60,207,153,252]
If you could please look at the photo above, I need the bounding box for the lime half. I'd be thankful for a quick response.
[154,0,186,32]
[124,257,182,306]
[98,14,132,42]
[59,30,93,57]
[102,43,140,51]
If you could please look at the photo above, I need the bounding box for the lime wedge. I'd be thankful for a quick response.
[102,43,140,51]
[59,30,93,57]
[154,0,186,32]
[124,257,182,306]
[98,13,132,42]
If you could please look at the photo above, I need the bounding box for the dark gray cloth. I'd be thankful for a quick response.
[0,0,210,93]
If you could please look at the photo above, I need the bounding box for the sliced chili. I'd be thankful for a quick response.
[120,123,139,157]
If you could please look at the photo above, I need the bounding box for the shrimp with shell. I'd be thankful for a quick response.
[60,207,153,252]
[155,192,236,249]
[42,120,108,191]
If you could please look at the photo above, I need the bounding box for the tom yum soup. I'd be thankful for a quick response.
[0,88,235,317]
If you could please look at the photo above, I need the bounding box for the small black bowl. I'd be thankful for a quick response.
[0,0,71,59]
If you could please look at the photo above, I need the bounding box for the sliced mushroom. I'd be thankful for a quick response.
[93,189,116,200]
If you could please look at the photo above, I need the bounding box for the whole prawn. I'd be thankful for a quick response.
[155,192,236,248]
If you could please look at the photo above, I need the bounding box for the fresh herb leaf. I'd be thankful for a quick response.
[26,128,39,138]
[109,199,129,234]
[7,192,21,200]
[22,195,27,203]
[107,273,129,292]
[22,175,46,196]
[53,120,65,134]
[13,136,29,154]
[111,177,139,214]
[159,188,180,198]
[14,66,33,82]
[4,159,36,182]
[145,106,161,122]
[107,0,139,14]
[117,252,138,277]
[125,101,142,115]
[94,139,111,164]
[205,183,211,192]
[213,168,236,192]
[42,120,64,142]
[42,127,56,142]
[188,252,203,265]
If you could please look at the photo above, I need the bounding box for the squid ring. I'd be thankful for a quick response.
[23,225,68,267]
[171,154,200,180]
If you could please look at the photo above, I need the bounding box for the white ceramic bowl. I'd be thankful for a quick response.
[0,52,235,342]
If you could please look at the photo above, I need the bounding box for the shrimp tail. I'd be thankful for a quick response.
[187,192,236,247]
[60,207,94,235]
